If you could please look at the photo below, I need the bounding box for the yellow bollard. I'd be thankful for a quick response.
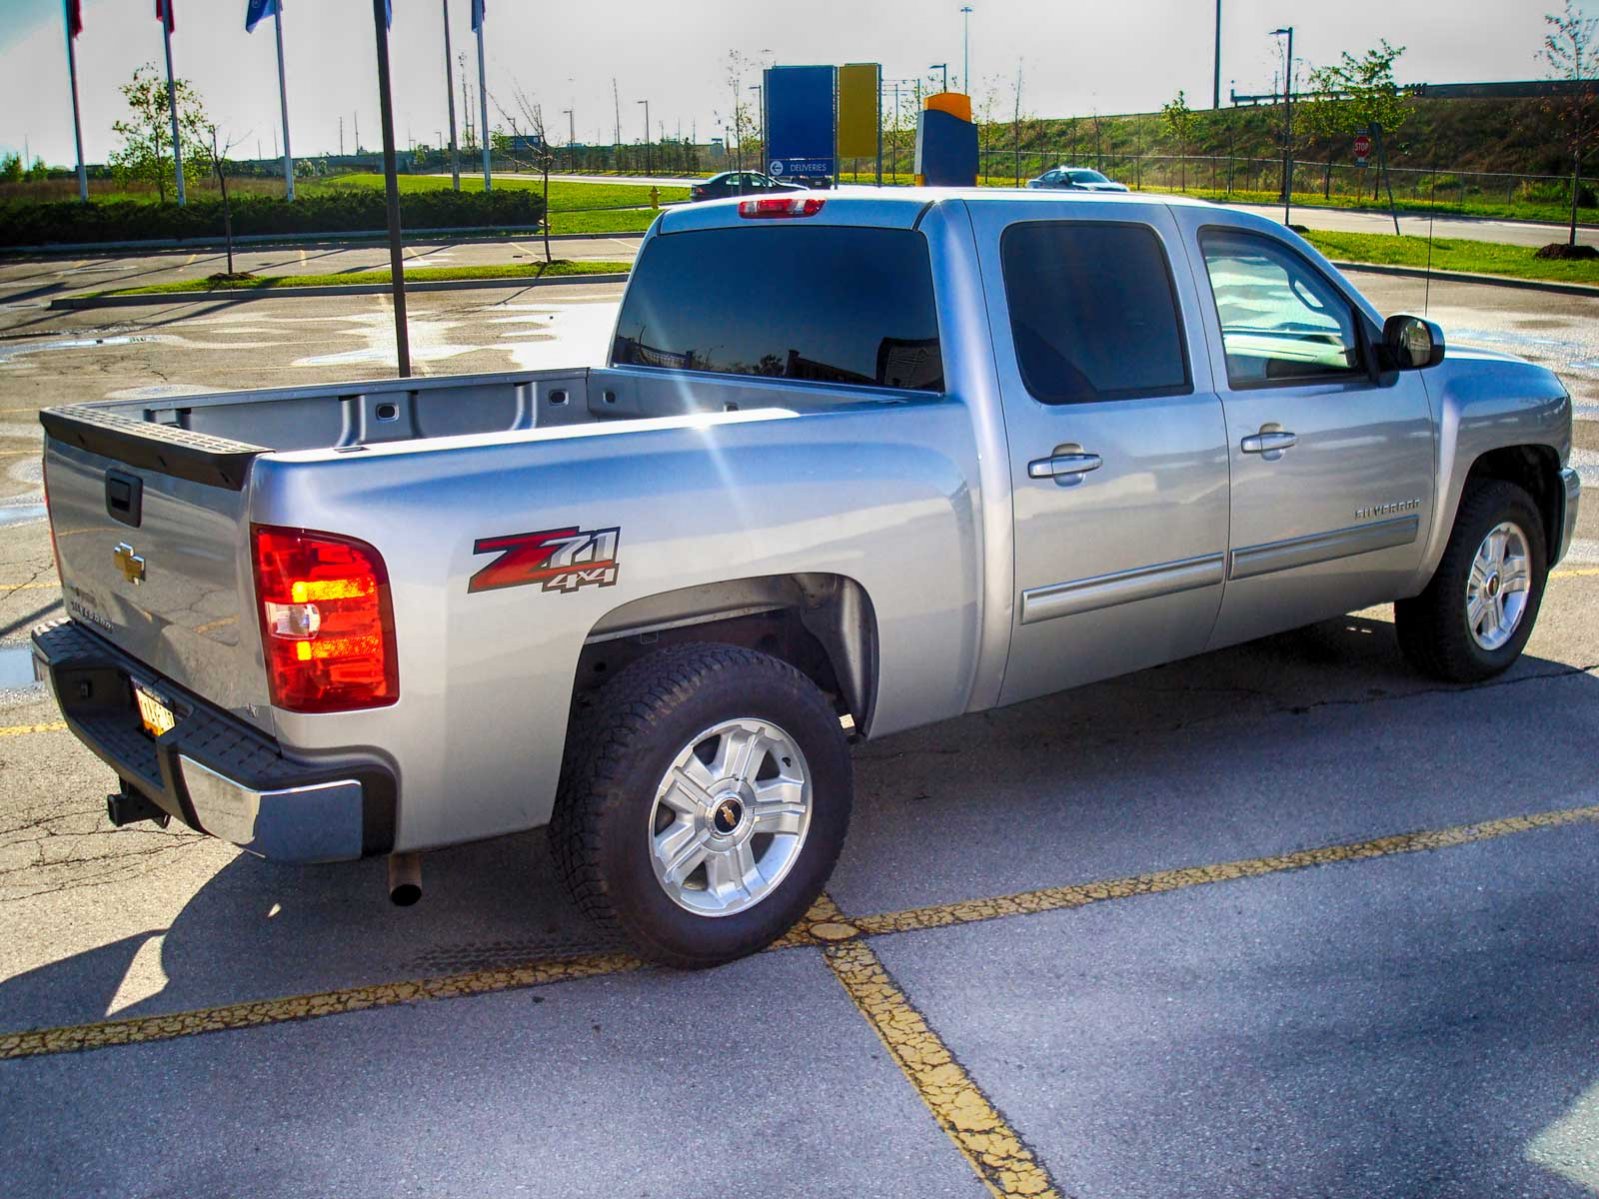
[649,186,660,210]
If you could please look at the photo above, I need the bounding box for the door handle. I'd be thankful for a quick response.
[1241,431,1298,455]
[1028,452,1103,481]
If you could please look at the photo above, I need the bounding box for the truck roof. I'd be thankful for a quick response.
[657,186,1224,234]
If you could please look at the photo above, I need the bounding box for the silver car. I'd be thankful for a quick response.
[1027,166,1130,192]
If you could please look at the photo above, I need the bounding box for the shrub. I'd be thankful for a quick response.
[0,188,545,247]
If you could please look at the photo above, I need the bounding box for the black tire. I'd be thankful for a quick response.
[550,643,852,968]
[1394,480,1547,683]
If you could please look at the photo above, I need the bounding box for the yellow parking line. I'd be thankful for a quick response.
[0,951,641,1061]
[0,582,58,590]
[825,938,1062,1198]
[5,802,1597,1067]
[1551,567,1599,578]
[0,721,66,737]
[848,803,1599,938]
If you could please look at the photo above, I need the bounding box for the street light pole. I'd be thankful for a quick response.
[1213,0,1222,109]
[1270,25,1294,226]
[562,108,574,145]
[930,62,948,93]
[637,99,650,174]
[960,6,973,93]
[441,0,460,190]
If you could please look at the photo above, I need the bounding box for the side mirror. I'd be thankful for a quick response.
[1382,314,1445,369]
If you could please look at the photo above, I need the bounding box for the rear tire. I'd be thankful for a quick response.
[551,643,852,968]
[1394,480,1546,683]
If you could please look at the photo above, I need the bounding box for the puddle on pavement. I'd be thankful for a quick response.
[0,644,41,691]
[0,503,46,527]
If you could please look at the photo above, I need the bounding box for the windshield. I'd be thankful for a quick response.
[1067,170,1110,184]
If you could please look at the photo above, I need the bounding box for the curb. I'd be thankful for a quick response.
[1331,260,1599,298]
[2,227,645,258]
[49,272,631,310]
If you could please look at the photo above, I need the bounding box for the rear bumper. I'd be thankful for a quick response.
[31,619,396,864]
[1555,466,1581,567]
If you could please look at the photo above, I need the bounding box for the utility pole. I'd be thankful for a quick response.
[1213,0,1222,109]
[272,0,295,199]
[1270,25,1294,226]
[442,0,460,189]
[63,2,88,202]
[354,111,360,154]
[961,6,973,93]
[159,4,184,205]
[339,115,344,156]
[562,107,574,145]
[612,77,622,169]
[459,53,472,150]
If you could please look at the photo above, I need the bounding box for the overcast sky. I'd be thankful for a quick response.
[0,0,1580,165]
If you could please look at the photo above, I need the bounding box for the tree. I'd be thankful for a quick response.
[1162,90,1196,191]
[110,63,210,202]
[1300,41,1407,200]
[1539,1,1599,248]
[0,153,22,183]
[496,86,558,263]
[197,123,248,277]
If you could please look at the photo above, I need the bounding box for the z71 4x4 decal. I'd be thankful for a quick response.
[468,526,621,594]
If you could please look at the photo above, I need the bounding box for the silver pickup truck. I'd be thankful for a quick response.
[33,191,1580,966]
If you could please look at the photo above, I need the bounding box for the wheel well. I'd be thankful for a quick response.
[574,574,879,736]
[1463,445,1562,557]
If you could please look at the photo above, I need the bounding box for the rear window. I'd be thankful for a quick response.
[1001,221,1190,405]
[612,226,944,392]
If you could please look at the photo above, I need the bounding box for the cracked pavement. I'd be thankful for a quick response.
[2,260,1598,1198]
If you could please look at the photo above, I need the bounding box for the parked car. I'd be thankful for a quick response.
[35,189,1578,968]
[1027,166,1130,192]
[690,171,806,202]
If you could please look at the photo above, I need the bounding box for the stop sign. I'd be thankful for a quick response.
[1354,134,1372,160]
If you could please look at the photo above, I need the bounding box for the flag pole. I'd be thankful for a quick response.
[475,13,491,188]
[63,1,88,203]
[273,2,295,200]
[371,0,411,377]
[160,5,185,205]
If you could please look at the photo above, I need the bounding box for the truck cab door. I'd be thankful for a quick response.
[967,200,1232,707]
[1177,219,1437,650]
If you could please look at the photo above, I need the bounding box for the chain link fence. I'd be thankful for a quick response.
[973,151,1593,218]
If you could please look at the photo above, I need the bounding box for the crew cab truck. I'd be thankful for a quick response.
[34,190,1580,966]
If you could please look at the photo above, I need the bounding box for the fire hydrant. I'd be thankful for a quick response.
[649,186,660,210]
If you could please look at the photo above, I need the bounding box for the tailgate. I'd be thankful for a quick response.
[42,413,273,733]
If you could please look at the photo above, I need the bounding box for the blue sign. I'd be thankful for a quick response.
[764,66,835,179]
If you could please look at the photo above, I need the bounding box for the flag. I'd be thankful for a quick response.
[155,0,174,32]
[385,0,392,29]
[245,0,278,34]
[66,0,82,38]
[471,0,484,31]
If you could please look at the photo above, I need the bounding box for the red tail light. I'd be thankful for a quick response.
[738,196,824,218]
[251,525,398,713]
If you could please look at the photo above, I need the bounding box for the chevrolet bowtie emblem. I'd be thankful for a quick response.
[113,542,146,585]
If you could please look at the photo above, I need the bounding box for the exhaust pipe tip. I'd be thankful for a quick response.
[387,852,422,907]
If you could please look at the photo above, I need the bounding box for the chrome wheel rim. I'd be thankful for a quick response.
[648,718,812,918]
[1466,520,1532,652]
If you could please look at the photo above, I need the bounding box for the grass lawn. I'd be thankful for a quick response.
[1306,231,1598,286]
[307,173,689,211]
[99,258,632,297]
[545,208,663,235]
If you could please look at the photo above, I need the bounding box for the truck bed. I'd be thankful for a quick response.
[41,365,910,481]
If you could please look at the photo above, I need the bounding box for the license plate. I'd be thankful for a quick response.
[133,680,176,739]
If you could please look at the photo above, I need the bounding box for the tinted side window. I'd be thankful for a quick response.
[1001,222,1190,404]
[1199,229,1363,387]
[613,227,944,392]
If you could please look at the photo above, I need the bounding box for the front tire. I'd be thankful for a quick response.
[1395,480,1547,683]
[551,644,852,968]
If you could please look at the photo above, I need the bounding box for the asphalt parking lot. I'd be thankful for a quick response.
[2,265,1598,1197]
